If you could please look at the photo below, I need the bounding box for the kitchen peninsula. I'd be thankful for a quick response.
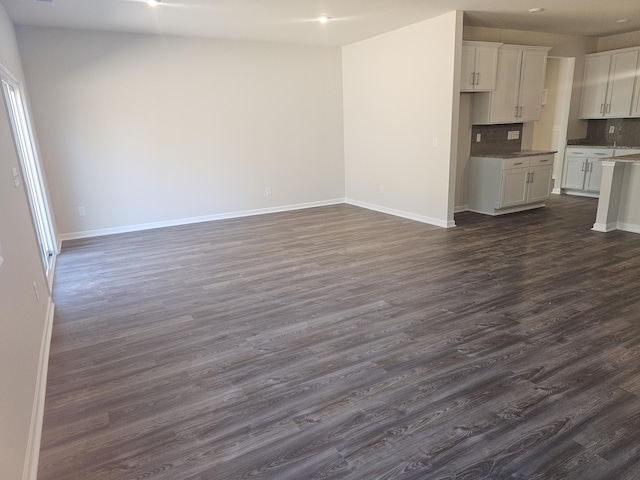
[593,152,640,234]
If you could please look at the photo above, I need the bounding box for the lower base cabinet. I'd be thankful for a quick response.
[562,148,611,197]
[562,148,640,197]
[469,154,555,215]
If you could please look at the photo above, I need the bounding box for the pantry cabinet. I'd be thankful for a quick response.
[471,45,550,124]
[468,153,555,215]
[580,49,640,119]
[460,41,501,92]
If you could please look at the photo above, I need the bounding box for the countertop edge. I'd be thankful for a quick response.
[470,150,557,159]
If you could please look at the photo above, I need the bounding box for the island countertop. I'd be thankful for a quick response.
[602,153,640,163]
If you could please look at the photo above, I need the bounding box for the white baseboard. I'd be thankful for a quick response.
[551,188,562,195]
[614,222,640,234]
[345,198,455,228]
[22,300,54,480]
[58,199,345,241]
[454,205,469,213]
[592,222,617,232]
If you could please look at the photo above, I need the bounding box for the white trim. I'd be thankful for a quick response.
[592,222,618,232]
[616,223,640,234]
[0,61,20,85]
[58,199,345,241]
[22,300,54,480]
[454,205,469,213]
[551,187,562,195]
[345,198,456,228]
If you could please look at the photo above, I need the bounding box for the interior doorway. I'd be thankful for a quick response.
[532,56,576,193]
[1,64,56,275]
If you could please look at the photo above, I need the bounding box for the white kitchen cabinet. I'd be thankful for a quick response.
[471,45,550,124]
[468,153,555,215]
[580,48,640,119]
[562,148,612,196]
[460,41,501,92]
[561,148,633,196]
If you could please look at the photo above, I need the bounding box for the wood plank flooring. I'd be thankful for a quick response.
[39,195,640,479]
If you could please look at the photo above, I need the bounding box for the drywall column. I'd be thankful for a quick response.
[343,11,462,227]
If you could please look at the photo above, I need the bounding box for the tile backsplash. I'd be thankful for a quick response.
[470,124,523,155]
[573,118,640,147]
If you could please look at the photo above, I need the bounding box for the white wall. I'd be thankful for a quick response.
[342,11,462,227]
[15,27,345,238]
[0,4,54,479]
[598,30,640,51]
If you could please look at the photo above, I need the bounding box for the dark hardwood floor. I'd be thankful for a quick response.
[39,195,640,479]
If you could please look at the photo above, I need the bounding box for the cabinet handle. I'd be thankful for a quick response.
[475,72,480,85]
[606,103,611,114]
[530,172,534,183]
[514,162,524,165]
[581,161,586,172]
[539,159,549,162]
[471,72,475,85]
[589,162,594,172]
[515,106,519,117]
[600,103,605,114]
[519,106,523,117]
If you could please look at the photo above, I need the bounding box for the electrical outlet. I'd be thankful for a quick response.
[265,187,272,197]
[510,130,520,140]
[507,131,512,140]
[476,133,481,142]
[379,185,384,194]
[609,126,615,134]
[78,206,86,216]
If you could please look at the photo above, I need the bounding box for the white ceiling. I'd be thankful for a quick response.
[1,0,639,46]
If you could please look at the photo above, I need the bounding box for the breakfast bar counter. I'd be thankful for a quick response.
[593,154,640,234]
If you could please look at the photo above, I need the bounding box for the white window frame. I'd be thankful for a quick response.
[1,62,57,280]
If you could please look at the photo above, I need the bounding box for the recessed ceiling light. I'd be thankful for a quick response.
[528,8,544,13]
[616,19,630,24]
[147,0,160,6]
[317,15,331,24]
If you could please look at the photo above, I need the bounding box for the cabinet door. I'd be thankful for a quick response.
[585,159,604,192]
[489,48,521,123]
[527,165,553,203]
[518,49,548,122]
[460,45,476,92]
[500,167,529,207]
[562,157,587,190]
[606,50,639,117]
[474,46,499,91]
[580,55,612,119]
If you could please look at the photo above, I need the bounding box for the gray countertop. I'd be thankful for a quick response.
[471,150,557,159]
[602,153,640,163]
[566,144,640,149]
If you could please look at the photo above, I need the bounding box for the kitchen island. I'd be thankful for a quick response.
[593,153,640,234]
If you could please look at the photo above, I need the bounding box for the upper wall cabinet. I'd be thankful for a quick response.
[580,48,640,119]
[471,45,551,125]
[460,41,501,92]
